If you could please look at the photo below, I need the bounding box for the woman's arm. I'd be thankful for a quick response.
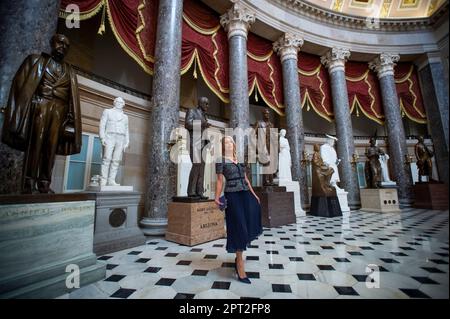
[245,173,260,203]
[214,174,224,207]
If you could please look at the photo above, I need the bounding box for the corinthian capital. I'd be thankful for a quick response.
[220,2,255,40]
[273,33,304,63]
[320,47,351,74]
[369,53,400,79]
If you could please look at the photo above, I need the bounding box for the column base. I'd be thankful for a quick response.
[139,217,168,236]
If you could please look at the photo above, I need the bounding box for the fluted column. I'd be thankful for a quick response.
[273,33,309,207]
[140,0,183,235]
[321,47,360,209]
[369,53,413,207]
[0,0,61,194]
[220,2,255,159]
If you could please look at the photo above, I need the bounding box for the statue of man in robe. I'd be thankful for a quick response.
[320,135,341,190]
[415,136,434,182]
[1,34,82,194]
[254,108,276,186]
[364,137,384,188]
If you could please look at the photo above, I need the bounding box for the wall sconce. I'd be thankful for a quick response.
[301,150,311,167]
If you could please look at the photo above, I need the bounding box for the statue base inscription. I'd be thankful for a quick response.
[335,188,350,213]
[309,196,343,218]
[413,182,448,210]
[165,200,225,246]
[0,194,106,299]
[253,186,296,227]
[360,188,401,213]
[84,191,146,255]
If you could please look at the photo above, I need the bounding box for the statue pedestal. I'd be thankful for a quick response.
[413,182,448,210]
[0,194,106,299]
[335,188,350,213]
[84,191,146,255]
[360,188,401,213]
[278,180,305,217]
[165,200,225,246]
[309,196,343,218]
[87,185,133,192]
[253,186,296,227]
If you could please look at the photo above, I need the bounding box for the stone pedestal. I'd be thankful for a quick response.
[165,200,225,246]
[278,180,305,217]
[0,194,106,299]
[360,188,401,213]
[413,182,449,210]
[335,188,350,213]
[85,191,146,255]
[254,186,296,227]
[309,196,343,218]
[87,185,133,192]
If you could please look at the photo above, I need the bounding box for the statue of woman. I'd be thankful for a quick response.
[278,129,292,182]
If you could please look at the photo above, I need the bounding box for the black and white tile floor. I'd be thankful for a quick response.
[59,208,449,299]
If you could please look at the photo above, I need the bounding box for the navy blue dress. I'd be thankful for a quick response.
[216,158,262,253]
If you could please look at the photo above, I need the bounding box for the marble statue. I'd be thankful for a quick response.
[320,135,341,190]
[278,129,292,182]
[254,108,276,186]
[1,34,81,194]
[415,136,434,182]
[364,137,384,188]
[379,153,394,184]
[312,144,335,197]
[99,97,129,186]
[185,96,210,199]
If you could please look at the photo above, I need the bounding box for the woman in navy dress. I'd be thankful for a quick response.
[214,136,262,284]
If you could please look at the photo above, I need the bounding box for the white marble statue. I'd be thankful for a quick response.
[278,129,292,182]
[99,97,129,186]
[320,134,341,190]
[379,153,395,184]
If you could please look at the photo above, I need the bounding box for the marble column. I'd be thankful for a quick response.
[273,33,309,207]
[416,52,449,185]
[0,0,61,194]
[140,0,183,235]
[369,53,413,207]
[220,2,255,160]
[321,47,360,209]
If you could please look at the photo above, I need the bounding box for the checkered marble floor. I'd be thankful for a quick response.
[59,208,449,299]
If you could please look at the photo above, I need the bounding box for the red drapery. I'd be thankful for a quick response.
[59,0,427,124]
[395,63,427,124]
[346,61,384,124]
[298,53,333,122]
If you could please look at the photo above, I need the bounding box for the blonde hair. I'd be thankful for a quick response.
[222,135,237,161]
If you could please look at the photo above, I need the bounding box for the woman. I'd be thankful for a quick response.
[214,136,262,284]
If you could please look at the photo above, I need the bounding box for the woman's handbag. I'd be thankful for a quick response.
[218,195,227,211]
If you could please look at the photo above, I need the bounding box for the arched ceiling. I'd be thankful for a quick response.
[302,0,446,19]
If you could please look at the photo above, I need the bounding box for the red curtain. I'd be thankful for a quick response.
[59,0,427,124]
[298,53,333,122]
[181,0,229,102]
[346,61,384,124]
[247,33,284,114]
[395,63,427,124]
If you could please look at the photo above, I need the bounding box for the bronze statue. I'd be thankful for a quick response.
[415,136,434,182]
[311,144,335,197]
[1,34,82,194]
[185,97,210,199]
[364,137,384,188]
[254,108,276,186]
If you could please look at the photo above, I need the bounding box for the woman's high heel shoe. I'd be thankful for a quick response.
[235,258,251,284]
